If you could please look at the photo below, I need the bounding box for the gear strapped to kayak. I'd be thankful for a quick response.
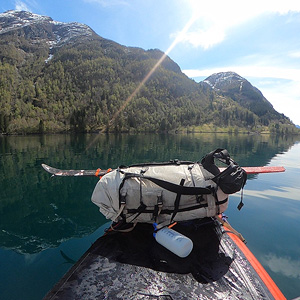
[42,151,287,300]
[91,148,247,225]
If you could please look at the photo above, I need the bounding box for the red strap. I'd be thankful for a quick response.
[168,222,177,229]
[95,168,101,177]
[97,168,113,179]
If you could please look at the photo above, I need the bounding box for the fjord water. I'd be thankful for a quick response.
[0,133,300,300]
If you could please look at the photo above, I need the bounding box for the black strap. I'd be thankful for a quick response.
[125,160,195,168]
[127,198,228,215]
[171,179,185,223]
[201,148,231,175]
[127,203,147,222]
[122,173,212,195]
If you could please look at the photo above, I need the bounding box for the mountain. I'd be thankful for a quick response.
[204,72,283,125]
[0,10,95,46]
[0,10,297,135]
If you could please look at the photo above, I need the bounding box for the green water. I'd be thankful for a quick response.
[0,133,300,299]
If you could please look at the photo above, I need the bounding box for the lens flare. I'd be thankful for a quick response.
[87,14,198,149]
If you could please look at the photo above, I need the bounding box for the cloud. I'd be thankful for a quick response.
[171,25,225,50]
[173,0,300,49]
[14,0,39,12]
[239,186,300,203]
[261,253,300,279]
[269,142,300,167]
[15,0,30,11]
[288,51,300,58]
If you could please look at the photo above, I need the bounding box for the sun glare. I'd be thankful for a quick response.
[178,0,300,50]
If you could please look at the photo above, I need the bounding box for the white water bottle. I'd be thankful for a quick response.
[153,226,193,258]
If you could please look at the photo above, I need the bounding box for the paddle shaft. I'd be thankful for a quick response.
[42,164,285,177]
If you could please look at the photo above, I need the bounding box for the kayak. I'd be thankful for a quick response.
[43,218,286,300]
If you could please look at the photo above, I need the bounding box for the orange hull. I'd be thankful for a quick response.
[227,231,286,300]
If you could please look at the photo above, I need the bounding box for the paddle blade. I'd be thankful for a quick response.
[219,166,285,174]
[41,164,100,176]
[241,166,285,174]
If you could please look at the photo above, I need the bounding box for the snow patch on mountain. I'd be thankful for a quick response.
[45,54,53,63]
[239,81,243,91]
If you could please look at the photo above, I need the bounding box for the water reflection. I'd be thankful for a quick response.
[245,187,300,201]
[0,133,299,254]
[261,253,300,279]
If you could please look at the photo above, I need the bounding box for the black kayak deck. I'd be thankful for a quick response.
[44,219,276,300]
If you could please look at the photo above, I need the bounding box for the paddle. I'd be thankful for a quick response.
[41,164,285,177]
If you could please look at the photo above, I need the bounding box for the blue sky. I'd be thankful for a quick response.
[1,0,300,125]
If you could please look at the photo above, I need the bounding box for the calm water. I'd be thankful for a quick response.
[0,133,300,299]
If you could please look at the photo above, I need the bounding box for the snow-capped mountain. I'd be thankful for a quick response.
[203,71,245,91]
[203,71,280,119]
[0,10,95,47]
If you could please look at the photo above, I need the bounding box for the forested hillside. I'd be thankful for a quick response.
[0,10,298,135]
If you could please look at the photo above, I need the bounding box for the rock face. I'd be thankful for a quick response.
[0,10,95,47]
